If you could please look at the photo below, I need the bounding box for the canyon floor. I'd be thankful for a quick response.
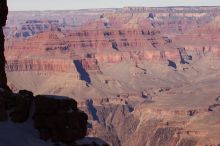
[3,6,220,146]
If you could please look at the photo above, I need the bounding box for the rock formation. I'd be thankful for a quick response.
[33,95,88,142]
[6,59,78,73]
[0,89,91,145]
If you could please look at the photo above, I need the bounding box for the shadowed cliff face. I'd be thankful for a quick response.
[0,0,8,88]
[81,100,199,146]
[74,60,91,84]
[0,28,7,87]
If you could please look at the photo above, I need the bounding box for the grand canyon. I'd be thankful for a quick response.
[1,6,220,146]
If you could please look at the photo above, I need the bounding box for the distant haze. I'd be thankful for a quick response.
[8,0,220,11]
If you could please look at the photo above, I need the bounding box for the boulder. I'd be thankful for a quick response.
[10,90,34,123]
[0,89,15,121]
[33,95,88,143]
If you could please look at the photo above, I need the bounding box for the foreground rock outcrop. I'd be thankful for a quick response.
[33,95,88,143]
[0,89,110,146]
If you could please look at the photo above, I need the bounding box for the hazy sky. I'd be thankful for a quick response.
[8,0,220,11]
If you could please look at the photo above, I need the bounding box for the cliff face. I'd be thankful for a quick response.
[81,97,220,146]
[173,17,220,59]
[144,7,220,60]
[6,59,78,74]
[5,9,188,75]
[7,6,220,72]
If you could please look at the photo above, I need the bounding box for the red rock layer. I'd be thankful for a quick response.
[6,59,78,74]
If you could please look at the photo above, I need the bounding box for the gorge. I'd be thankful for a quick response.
[2,6,220,146]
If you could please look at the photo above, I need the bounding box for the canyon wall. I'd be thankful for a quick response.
[4,7,220,146]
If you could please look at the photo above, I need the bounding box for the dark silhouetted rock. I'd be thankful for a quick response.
[0,89,89,145]
[0,97,7,121]
[10,91,34,123]
[0,89,14,121]
[33,95,88,143]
